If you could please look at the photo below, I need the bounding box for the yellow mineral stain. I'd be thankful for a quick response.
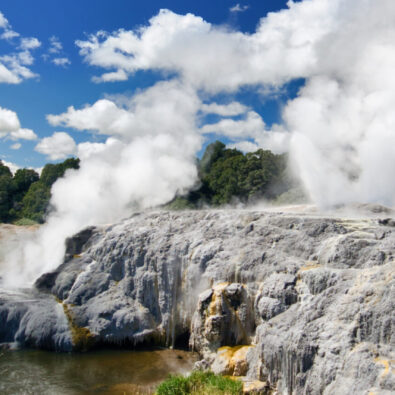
[299,261,321,272]
[217,345,254,376]
[374,357,395,376]
[62,302,95,351]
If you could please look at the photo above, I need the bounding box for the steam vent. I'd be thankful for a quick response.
[1,207,394,394]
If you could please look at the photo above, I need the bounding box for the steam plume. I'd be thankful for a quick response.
[2,0,395,287]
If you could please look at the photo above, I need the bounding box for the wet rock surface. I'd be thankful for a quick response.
[1,208,394,394]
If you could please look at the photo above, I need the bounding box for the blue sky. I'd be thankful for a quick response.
[0,0,297,170]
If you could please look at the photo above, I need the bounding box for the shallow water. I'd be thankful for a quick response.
[0,348,198,394]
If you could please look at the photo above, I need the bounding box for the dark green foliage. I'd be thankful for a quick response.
[0,161,12,178]
[156,371,243,395]
[8,168,40,220]
[165,197,196,210]
[0,161,13,222]
[169,141,291,208]
[199,140,227,177]
[0,158,80,224]
[40,158,80,187]
[19,181,51,223]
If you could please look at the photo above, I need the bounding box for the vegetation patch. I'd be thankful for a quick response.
[0,158,79,224]
[61,302,95,351]
[165,141,297,209]
[13,218,39,226]
[155,371,243,395]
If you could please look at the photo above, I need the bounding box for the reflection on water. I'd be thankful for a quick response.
[0,348,197,394]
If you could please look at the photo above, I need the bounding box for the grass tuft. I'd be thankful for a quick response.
[155,371,243,395]
[13,218,39,226]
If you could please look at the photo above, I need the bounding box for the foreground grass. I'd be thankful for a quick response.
[155,371,243,395]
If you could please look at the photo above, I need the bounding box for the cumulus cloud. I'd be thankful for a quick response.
[48,79,201,140]
[35,132,77,160]
[4,79,203,286]
[0,106,20,133]
[52,57,71,67]
[75,6,330,90]
[201,111,265,138]
[201,101,248,116]
[0,11,19,41]
[74,0,395,208]
[201,111,290,153]
[228,140,258,152]
[92,69,128,83]
[19,37,41,50]
[0,11,8,29]
[0,106,37,142]
[10,128,37,140]
[0,12,40,83]
[229,4,249,13]
[10,142,21,150]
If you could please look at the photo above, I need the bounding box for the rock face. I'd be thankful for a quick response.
[0,208,394,394]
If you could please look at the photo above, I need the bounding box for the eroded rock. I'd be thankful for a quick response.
[0,209,394,394]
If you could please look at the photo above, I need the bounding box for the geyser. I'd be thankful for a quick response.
[2,0,395,286]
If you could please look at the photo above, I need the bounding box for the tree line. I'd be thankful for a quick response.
[0,158,79,224]
[167,140,296,209]
[0,141,300,224]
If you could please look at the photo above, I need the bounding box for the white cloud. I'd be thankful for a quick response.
[52,57,71,67]
[0,51,39,84]
[47,99,135,136]
[0,106,38,142]
[75,1,395,207]
[10,128,37,140]
[48,79,201,141]
[0,11,9,29]
[45,36,71,68]
[10,142,21,150]
[49,36,62,53]
[1,29,19,40]
[0,106,20,134]
[75,5,331,90]
[201,101,248,116]
[230,4,250,13]
[229,140,258,152]
[201,111,290,153]
[92,69,128,83]
[6,0,395,287]
[0,12,40,83]
[19,37,41,50]
[201,111,265,138]
[35,132,77,160]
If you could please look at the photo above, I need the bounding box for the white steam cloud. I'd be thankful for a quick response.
[3,0,395,287]
[3,80,201,286]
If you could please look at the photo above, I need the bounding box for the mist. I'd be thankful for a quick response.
[2,0,395,287]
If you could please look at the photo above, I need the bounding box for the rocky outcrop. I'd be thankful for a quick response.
[0,208,394,394]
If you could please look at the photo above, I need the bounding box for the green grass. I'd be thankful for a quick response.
[155,371,243,395]
[13,218,39,226]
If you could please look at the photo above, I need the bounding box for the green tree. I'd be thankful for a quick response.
[198,141,227,176]
[8,168,39,220]
[18,157,80,223]
[0,161,12,222]
[0,160,12,222]
[181,142,290,207]
[19,182,51,223]
[40,157,80,187]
